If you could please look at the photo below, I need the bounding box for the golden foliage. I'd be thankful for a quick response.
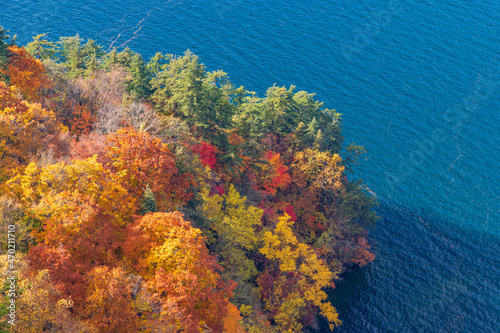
[0,81,65,185]
[260,214,342,331]
[293,149,345,193]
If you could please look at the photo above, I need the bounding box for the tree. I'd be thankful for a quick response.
[26,33,58,60]
[292,90,342,153]
[150,51,235,144]
[292,149,344,195]
[191,140,218,169]
[106,128,195,212]
[126,53,151,100]
[233,85,343,153]
[82,39,104,75]
[58,35,88,78]
[202,184,263,249]
[0,82,63,185]
[7,156,135,225]
[223,303,246,333]
[69,102,96,135]
[147,52,169,74]
[259,151,292,195]
[69,133,109,164]
[13,269,98,333]
[125,212,236,332]
[4,46,51,102]
[83,266,139,332]
[260,85,297,138]
[200,69,235,140]
[151,50,205,122]
[0,26,12,81]
[201,185,263,306]
[259,215,341,332]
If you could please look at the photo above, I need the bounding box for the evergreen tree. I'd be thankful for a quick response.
[102,47,119,70]
[127,53,151,100]
[82,39,104,75]
[58,35,85,78]
[147,52,169,75]
[140,184,157,214]
[115,47,135,68]
[0,26,12,82]
[150,50,206,127]
[26,33,58,60]
[150,51,236,145]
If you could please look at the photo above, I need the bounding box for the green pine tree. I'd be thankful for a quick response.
[26,33,58,60]
[140,184,157,214]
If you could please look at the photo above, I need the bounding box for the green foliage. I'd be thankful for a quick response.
[58,35,86,78]
[232,85,343,154]
[0,26,11,64]
[146,52,169,74]
[151,51,206,118]
[201,185,263,306]
[126,53,151,100]
[140,184,157,214]
[0,26,12,82]
[0,280,12,333]
[57,36,104,78]
[82,39,104,75]
[150,51,235,145]
[26,33,57,60]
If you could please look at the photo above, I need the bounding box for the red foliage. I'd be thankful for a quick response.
[351,236,376,267]
[29,202,126,309]
[191,140,218,169]
[212,184,225,196]
[70,102,96,136]
[284,204,297,222]
[28,243,87,306]
[258,202,277,225]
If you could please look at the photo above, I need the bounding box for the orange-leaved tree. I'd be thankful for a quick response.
[107,127,196,213]
[0,81,65,186]
[7,157,135,309]
[3,45,51,102]
[83,266,139,332]
[125,212,237,332]
[260,151,291,195]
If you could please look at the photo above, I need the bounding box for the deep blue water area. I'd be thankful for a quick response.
[1,0,498,331]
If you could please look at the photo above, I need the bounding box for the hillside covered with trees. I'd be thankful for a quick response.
[0,26,378,332]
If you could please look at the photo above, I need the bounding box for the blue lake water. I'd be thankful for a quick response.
[1,0,499,331]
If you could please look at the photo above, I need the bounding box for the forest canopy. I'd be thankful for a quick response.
[0,27,378,332]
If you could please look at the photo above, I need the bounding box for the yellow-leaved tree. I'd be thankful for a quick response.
[201,184,264,312]
[292,149,344,194]
[259,214,341,332]
[7,155,135,225]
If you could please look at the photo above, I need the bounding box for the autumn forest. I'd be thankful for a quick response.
[0,26,378,332]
